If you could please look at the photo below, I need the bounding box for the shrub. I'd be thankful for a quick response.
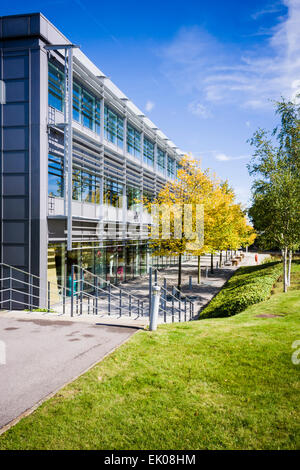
[199,261,282,319]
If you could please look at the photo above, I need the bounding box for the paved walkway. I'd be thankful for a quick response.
[0,317,137,431]
[118,252,269,319]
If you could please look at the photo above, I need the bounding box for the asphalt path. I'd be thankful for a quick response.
[0,317,137,429]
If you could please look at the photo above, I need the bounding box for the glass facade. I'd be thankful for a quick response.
[48,154,64,197]
[104,105,124,148]
[48,63,64,111]
[127,124,141,157]
[157,147,165,173]
[143,138,154,166]
[48,241,192,294]
[127,185,140,210]
[103,178,123,208]
[72,168,100,203]
[49,62,100,134]
[167,156,175,178]
[48,155,100,203]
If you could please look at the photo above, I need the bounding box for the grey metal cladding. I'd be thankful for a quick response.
[3,103,29,126]
[5,79,29,102]
[0,13,48,285]
[3,175,28,195]
[3,151,28,173]
[3,127,28,150]
[3,55,29,80]
[3,197,28,219]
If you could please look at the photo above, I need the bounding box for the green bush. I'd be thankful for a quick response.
[199,261,282,319]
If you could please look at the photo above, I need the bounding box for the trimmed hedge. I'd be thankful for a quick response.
[199,260,282,319]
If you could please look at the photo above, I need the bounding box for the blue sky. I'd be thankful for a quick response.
[2,0,300,206]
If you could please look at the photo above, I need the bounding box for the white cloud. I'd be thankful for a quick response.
[251,2,283,20]
[215,153,231,161]
[187,101,212,118]
[159,1,300,109]
[245,121,251,127]
[215,153,249,162]
[145,100,155,112]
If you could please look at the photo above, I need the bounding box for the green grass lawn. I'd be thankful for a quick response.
[1,263,299,450]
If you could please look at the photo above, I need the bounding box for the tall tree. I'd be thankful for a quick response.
[248,97,300,292]
[146,156,255,289]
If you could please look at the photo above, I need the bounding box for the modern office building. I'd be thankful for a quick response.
[0,12,184,300]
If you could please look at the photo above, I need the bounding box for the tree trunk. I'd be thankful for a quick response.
[178,253,182,290]
[210,253,214,273]
[197,255,201,284]
[287,250,292,287]
[282,247,288,293]
[225,250,228,261]
[219,251,222,267]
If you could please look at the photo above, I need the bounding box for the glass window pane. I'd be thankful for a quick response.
[157,147,165,173]
[104,106,123,148]
[73,83,81,122]
[104,178,123,207]
[48,154,64,197]
[167,156,175,178]
[127,124,141,157]
[143,138,154,166]
[82,89,94,130]
[48,63,64,112]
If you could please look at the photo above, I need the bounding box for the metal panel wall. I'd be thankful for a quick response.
[0,14,48,300]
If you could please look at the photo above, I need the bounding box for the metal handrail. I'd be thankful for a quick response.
[0,262,72,294]
[73,264,146,304]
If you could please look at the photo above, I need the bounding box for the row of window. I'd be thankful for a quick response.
[48,62,178,176]
[48,154,155,208]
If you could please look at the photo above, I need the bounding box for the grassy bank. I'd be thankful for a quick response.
[0,264,299,450]
[199,260,282,319]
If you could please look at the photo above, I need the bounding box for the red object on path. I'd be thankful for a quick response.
[255,253,258,263]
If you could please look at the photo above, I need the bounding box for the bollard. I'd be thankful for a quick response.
[149,285,161,331]
[189,275,192,290]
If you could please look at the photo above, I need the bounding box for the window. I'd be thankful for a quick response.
[48,62,100,134]
[48,154,64,197]
[157,148,165,173]
[143,138,154,166]
[104,106,124,148]
[104,178,123,207]
[127,186,140,210]
[48,63,64,111]
[72,168,100,203]
[73,83,81,122]
[127,124,141,157]
[81,171,97,203]
[95,100,101,135]
[167,156,175,178]
[82,89,94,130]
[143,190,155,213]
[72,168,82,201]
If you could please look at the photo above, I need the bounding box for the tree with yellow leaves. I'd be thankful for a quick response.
[144,156,256,289]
